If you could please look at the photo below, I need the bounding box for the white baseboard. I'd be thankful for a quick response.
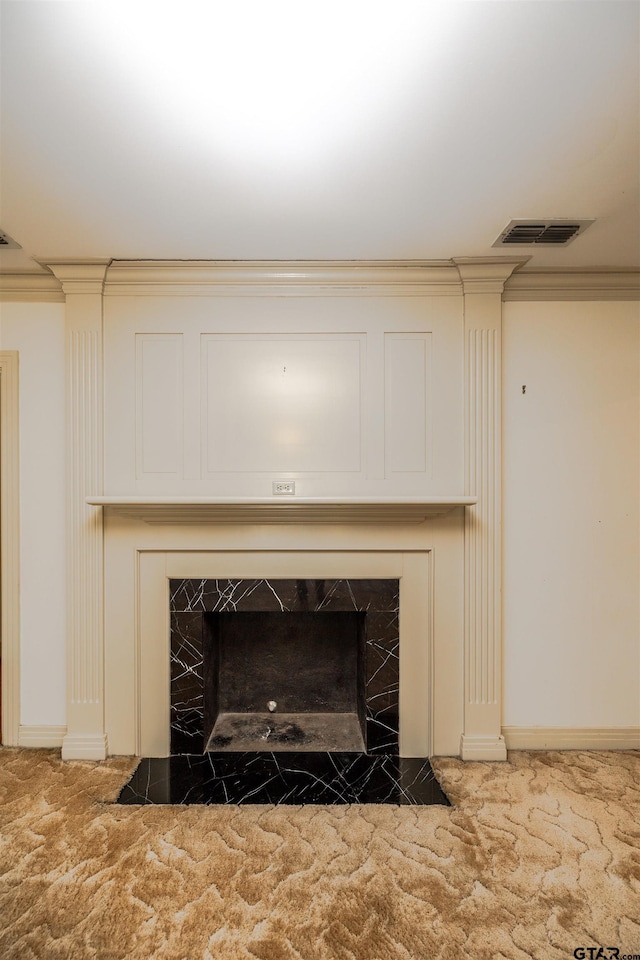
[61,733,108,761]
[460,734,508,761]
[18,725,67,748]
[502,726,640,751]
[15,726,639,756]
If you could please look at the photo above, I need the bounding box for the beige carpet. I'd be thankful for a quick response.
[0,749,638,960]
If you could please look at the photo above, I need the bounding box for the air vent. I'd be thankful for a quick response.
[493,219,594,247]
[0,230,21,249]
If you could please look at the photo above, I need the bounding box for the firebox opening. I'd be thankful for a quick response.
[203,610,366,752]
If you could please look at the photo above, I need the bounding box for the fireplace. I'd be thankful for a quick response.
[114,557,454,804]
[170,578,399,756]
[120,570,451,804]
[55,258,512,771]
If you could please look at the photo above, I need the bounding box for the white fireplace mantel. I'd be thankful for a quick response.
[87,496,477,524]
[44,257,523,763]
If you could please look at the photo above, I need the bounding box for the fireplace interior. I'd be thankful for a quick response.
[204,610,367,752]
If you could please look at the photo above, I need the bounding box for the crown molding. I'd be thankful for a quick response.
[4,261,637,302]
[0,272,64,302]
[503,268,640,301]
[38,259,111,296]
[103,260,463,296]
[454,257,530,294]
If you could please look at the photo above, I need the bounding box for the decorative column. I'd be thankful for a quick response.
[455,258,525,761]
[46,260,110,760]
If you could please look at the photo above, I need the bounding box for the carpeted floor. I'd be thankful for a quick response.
[0,749,638,960]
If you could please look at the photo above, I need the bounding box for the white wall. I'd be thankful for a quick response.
[4,290,639,738]
[503,300,640,728]
[0,302,67,726]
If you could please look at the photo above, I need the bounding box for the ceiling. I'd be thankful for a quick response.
[1,0,639,273]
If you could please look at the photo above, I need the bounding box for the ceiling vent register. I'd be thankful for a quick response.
[494,219,594,246]
[0,231,21,249]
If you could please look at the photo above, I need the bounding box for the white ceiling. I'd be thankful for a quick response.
[1,0,639,273]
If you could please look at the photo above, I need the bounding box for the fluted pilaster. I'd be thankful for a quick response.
[466,327,500,707]
[455,259,525,760]
[47,260,110,759]
[67,329,103,706]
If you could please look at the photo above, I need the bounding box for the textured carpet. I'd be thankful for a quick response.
[0,749,638,960]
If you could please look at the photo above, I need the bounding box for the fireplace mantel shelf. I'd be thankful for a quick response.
[86,496,477,524]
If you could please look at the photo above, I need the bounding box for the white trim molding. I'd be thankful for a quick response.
[102,259,463,297]
[5,262,637,302]
[0,352,20,746]
[502,727,640,751]
[18,725,67,748]
[0,272,65,302]
[503,268,640,301]
[459,735,508,761]
[38,259,111,296]
[58,734,109,760]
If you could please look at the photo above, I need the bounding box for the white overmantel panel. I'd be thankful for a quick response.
[103,267,465,499]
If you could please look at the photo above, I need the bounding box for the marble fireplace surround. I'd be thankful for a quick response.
[100,506,472,759]
[169,576,402,757]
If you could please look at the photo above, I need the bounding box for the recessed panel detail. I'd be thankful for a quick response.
[135,334,183,476]
[384,333,431,474]
[202,335,363,474]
